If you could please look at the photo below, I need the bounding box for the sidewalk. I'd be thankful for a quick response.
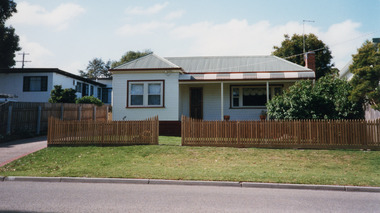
[0,136,47,167]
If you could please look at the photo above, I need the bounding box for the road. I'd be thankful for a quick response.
[0,181,379,213]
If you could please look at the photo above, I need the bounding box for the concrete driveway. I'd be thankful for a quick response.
[0,136,47,167]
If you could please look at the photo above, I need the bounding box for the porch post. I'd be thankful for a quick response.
[221,81,224,121]
[266,81,269,120]
[266,81,269,104]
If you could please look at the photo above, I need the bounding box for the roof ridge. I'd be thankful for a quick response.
[113,53,181,69]
[165,55,272,59]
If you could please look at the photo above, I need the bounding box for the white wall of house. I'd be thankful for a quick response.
[0,72,102,103]
[0,72,53,102]
[112,71,180,121]
[179,82,293,121]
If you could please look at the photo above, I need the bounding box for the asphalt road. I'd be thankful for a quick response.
[1,181,379,213]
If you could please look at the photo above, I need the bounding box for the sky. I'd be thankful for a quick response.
[7,0,380,75]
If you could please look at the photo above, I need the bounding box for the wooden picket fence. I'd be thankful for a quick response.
[181,116,380,150]
[48,116,159,146]
[0,102,109,137]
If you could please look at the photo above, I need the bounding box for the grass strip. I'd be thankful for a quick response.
[1,136,379,186]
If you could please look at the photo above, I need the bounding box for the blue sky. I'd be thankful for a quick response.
[8,0,380,74]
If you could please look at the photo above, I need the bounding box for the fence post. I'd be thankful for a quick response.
[93,106,96,121]
[6,105,12,135]
[36,105,42,135]
[237,121,240,146]
[106,106,109,121]
[181,115,184,146]
[78,106,82,121]
[60,104,64,120]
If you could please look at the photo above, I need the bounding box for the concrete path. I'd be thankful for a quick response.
[0,136,47,167]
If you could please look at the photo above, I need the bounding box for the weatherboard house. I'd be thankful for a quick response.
[111,53,316,135]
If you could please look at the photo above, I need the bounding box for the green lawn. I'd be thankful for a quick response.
[1,136,379,186]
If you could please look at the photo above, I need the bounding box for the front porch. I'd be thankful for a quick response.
[178,80,295,121]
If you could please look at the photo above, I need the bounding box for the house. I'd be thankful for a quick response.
[339,60,380,121]
[339,60,353,80]
[0,68,106,103]
[111,53,316,135]
[91,77,112,104]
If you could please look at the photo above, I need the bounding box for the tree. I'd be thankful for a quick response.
[76,96,103,106]
[111,50,152,68]
[48,85,77,103]
[79,58,111,78]
[272,34,334,79]
[267,76,363,120]
[0,0,21,68]
[349,40,380,110]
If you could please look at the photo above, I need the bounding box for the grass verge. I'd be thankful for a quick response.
[1,136,379,186]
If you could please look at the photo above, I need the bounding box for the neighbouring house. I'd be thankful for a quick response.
[339,60,380,121]
[110,53,316,135]
[339,60,354,81]
[91,77,112,104]
[0,68,107,103]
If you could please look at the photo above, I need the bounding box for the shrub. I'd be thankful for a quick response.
[76,96,103,106]
[49,85,76,103]
[267,76,363,120]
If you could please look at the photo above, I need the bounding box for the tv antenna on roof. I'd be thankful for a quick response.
[16,52,31,68]
[303,20,315,53]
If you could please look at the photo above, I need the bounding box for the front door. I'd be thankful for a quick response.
[190,87,203,119]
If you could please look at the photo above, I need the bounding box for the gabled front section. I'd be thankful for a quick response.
[111,53,183,122]
[111,53,315,125]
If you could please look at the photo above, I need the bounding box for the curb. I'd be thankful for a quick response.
[2,176,380,193]
[149,179,241,187]
[241,182,345,191]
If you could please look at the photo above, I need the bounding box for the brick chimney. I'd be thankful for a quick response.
[304,51,316,72]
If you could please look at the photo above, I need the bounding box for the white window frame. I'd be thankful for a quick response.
[127,80,164,108]
[231,85,282,108]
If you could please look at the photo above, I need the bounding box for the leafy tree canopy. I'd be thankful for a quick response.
[0,0,16,24]
[111,50,152,68]
[79,58,111,78]
[349,40,380,110]
[76,96,103,106]
[272,34,334,79]
[48,85,77,103]
[267,76,363,120]
[0,0,20,68]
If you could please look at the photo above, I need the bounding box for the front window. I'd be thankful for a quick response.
[231,86,282,108]
[128,81,164,107]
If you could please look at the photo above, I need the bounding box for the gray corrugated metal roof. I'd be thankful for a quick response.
[165,55,311,73]
[112,54,313,74]
[113,53,181,69]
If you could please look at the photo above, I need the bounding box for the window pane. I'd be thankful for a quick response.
[30,77,42,91]
[233,88,239,97]
[131,95,143,105]
[148,95,161,105]
[274,87,282,96]
[131,84,143,95]
[148,83,161,95]
[233,98,239,107]
[242,88,266,106]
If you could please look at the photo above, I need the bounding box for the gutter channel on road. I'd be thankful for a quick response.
[1,176,379,193]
